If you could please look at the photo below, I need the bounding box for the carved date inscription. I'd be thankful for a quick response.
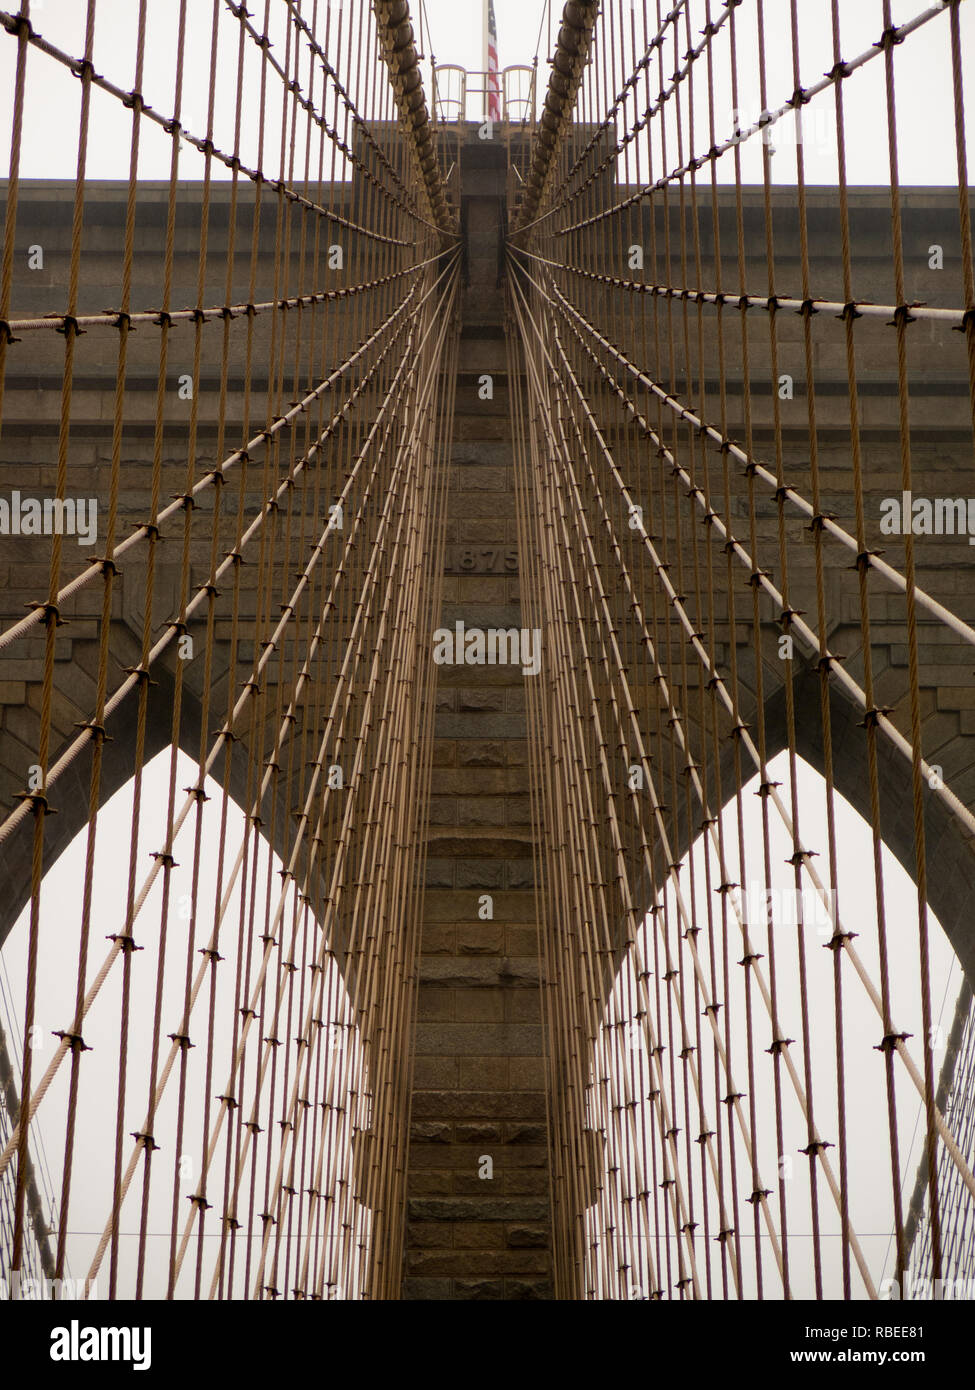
[444,546,518,574]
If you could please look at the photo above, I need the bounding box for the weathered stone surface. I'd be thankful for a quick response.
[402,1277,451,1300]
[408,1223,453,1248]
[506,1278,554,1301]
[408,1198,549,1222]
[410,1121,452,1144]
[406,1250,550,1276]
[505,1122,548,1146]
[503,1171,549,1195]
[412,1090,547,1120]
[451,1221,505,1248]
[401,130,552,1301]
[414,1023,543,1056]
[506,1224,550,1249]
[453,991,504,1022]
[454,1122,503,1145]
[453,1279,506,1300]
[418,955,539,986]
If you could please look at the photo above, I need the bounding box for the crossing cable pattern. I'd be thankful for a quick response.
[3,0,975,1307]
[0,0,459,1299]
[905,979,975,1292]
[510,0,975,1299]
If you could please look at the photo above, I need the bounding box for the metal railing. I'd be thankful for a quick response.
[432,63,536,126]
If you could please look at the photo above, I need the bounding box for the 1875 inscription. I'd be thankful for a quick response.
[444,546,518,574]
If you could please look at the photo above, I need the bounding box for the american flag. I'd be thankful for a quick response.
[486,0,501,122]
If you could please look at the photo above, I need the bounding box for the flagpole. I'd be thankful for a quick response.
[482,0,490,121]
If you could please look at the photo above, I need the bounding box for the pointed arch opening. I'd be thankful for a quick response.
[0,746,371,1301]
[584,750,975,1302]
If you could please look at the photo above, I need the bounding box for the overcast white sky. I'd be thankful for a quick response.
[0,0,972,184]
